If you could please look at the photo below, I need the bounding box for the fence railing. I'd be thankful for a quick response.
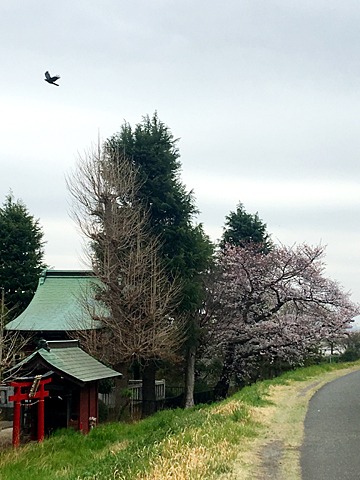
[98,391,116,408]
[128,379,166,402]
[98,380,215,419]
[98,379,166,415]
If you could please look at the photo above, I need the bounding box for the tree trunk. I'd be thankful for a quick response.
[113,361,130,421]
[184,343,196,408]
[214,342,235,400]
[0,288,4,382]
[142,361,156,418]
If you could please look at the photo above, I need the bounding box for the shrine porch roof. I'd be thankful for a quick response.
[8,340,120,384]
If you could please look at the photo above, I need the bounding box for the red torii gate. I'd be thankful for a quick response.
[9,376,52,448]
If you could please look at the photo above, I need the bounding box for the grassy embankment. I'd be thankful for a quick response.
[0,361,358,480]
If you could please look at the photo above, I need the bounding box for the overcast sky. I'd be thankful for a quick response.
[1,1,360,307]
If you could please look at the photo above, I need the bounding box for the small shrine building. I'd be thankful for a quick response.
[3,270,121,447]
[6,339,120,446]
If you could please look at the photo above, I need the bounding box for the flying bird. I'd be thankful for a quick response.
[44,71,60,86]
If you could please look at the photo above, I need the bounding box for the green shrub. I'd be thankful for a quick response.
[98,399,109,423]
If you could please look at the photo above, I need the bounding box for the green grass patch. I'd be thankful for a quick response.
[1,360,358,480]
[270,360,360,385]
[0,404,258,480]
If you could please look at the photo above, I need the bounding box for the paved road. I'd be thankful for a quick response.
[301,369,360,480]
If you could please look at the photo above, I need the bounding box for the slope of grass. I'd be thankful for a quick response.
[0,361,357,480]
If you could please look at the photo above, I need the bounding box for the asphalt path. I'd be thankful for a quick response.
[301,369,360,480]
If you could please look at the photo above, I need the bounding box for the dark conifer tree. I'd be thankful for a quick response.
[0,194,46,318]
[220,202,272,252]
[106,113,213,313]
[106,113,213,408]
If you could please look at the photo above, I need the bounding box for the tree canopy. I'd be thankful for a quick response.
[209,243,359,397]
[67,143,189,416]
[106,113,213,314]
[67,147,183,366]
[66,116,360,411]
[106,113,214,408]
[220,202,272,251]
[0,194,45,318]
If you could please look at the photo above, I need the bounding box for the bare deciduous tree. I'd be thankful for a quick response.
[0,290,30,382]
[67,145,183,416]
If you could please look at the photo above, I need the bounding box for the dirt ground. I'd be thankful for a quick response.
[0,421,12,450]
[219,365,360,480]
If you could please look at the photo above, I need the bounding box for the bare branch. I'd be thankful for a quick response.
[66,144,184,367]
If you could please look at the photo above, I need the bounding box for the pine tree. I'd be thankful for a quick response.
[106,113,213,312]
[0,194,46,318]
[220,202,272,251]
[106,113,213,408]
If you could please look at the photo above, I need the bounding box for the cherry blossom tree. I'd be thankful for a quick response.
[209,243,359,398]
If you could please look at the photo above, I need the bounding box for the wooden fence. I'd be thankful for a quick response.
[98,379,166,418]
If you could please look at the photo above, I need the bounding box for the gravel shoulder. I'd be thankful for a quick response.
[0,421,12,450]
[219,365,360,480]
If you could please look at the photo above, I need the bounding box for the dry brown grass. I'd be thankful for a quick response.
[133,399,255,479]
[211,400,243,416]
[94,440,129,461]
[136,430,233,480]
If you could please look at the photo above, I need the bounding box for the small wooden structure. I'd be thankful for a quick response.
[6,340,120,447]
[9,376,51,447]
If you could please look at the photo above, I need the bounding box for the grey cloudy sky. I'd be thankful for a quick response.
[1,1,360,306]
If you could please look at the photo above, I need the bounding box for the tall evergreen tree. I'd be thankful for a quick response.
[220,202,272,251]
[106,113,212,309]
[106,113,213,407]
[0,194,46,318]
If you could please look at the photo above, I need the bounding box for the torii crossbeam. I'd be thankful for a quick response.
[9,377,52,447]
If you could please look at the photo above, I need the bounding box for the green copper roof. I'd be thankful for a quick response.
[5,270,103,332]
[9,340,120,384]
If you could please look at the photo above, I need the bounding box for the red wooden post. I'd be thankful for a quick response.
[38,398,45,442]
[9,377,51,447]
[34,378,51,442]
[36,379,51,442]
[9,382,29,448]
[12,398,21,448]
[79,386,89,433]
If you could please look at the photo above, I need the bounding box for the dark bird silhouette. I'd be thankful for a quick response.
[44,71,60,86]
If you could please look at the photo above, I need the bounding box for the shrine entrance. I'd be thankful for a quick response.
[9,376,51,447]
[5,340,121,447]
[9,375,84,447]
